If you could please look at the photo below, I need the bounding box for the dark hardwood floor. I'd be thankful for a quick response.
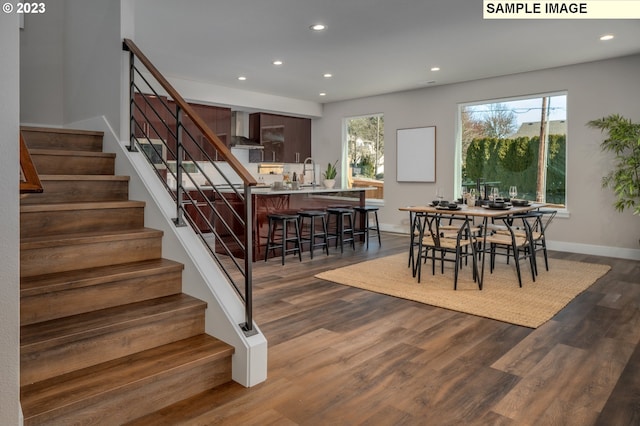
[129,232,640,425]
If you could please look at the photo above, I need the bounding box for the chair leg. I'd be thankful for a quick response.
[454,247,460,290]
[490,244,496,272]
[294,219,302,262]
[530,246,538,277]
[513,247,523,287]
[264,218,273,262]
[542,241,550,271]
[281,220,287,266]
[337,214,343,252]
[417,243,423,283]
[348,213,356,250]
[309,216,315,259]
[322,216,330,256]
[364,213,370,249]
[528,245,536,283]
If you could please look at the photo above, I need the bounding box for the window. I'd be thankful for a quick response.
[344,114,384,200]
[458,93,567,205]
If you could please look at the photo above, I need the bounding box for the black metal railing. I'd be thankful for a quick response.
[123,39,257,335]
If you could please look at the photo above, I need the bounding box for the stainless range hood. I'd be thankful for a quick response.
[230,111,263,149]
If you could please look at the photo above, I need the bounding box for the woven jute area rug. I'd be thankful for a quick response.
[315,253,611,328]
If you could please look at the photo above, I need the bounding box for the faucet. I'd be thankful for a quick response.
[303,157,316,186]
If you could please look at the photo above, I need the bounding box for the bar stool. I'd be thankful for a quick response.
[264,213,302,265]
[326,207,355,253]
[353,206,381,249]
[297,210,329,259]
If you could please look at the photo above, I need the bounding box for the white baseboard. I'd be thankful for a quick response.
[547,241,640,261]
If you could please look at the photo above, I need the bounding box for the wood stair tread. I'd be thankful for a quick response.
[20,200,146,213]
[20,227,163,249]
[21,258,184,298]
[37,174,129,181]
[21,126,104,137]
[29,148,116,158]
[21,293,206,349]
[20,334,234,420]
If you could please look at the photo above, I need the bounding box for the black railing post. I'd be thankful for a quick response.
[174,107,186,227]
[127,50,138,153]
[241,184,256,335]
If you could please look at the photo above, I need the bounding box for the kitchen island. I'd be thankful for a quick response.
[213,186,371,261]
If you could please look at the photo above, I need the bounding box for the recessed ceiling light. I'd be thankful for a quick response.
[238,76,247,81]
[600,34,614,41]
[426,80,436,84]
[319,92,327,97]
[323,73,333,78]
[273,60,283,66]
[310,24,326,31]
[430,67,440,72]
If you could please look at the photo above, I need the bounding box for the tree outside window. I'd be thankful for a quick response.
[346,114,384,199]
[459,94,567,205]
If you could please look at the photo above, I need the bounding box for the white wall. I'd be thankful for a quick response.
[19,0,124,130]
[20,3,64,125]
[166,75,323,118]
[0,8,22,426]
[314,55,640,258]
[63,0,122,133]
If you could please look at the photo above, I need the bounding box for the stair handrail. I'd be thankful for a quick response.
[123,38,256,335]
[20,132,44,194]
[123,39,256,186]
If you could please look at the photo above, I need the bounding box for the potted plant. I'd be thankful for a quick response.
[587,114,640,215]
[322,160,338,188]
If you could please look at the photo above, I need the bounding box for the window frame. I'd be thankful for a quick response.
[456,91,568,213]
[342,113,385,204]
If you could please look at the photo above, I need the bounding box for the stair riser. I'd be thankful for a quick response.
[20,236,162,278]
[21,207,145,238]
[22,129,103,152]
[20,179,129,204]
[21,307,206,386]
[21,270,183,326]
[31,153,115,175]
[24,355,231,426]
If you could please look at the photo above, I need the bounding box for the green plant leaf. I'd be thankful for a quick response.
[587,114,640,215]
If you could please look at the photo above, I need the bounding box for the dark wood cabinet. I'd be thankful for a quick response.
[184,190,215,233]
[168,100,232,162]
[133,93,170,141]
[249,113,311,163]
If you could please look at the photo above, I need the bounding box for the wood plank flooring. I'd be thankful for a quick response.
[128,232,640,425]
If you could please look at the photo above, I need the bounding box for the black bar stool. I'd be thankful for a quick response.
[297,210,329,259]
[264,213,302,265]
[326,207,355,253]
[353,206,381,249]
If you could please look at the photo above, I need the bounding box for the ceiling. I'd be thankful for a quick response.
[134,0,640,104]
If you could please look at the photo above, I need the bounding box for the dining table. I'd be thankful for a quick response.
[399,202,546,289]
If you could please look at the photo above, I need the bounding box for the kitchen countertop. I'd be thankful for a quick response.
[178,184,373,196]
[250,185,372,195]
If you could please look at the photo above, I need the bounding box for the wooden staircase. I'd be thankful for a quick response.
[19,127,234,425]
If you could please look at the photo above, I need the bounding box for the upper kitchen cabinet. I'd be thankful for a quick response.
[249,113,311,163]
[133,93,170,141]
[167,100,232,161]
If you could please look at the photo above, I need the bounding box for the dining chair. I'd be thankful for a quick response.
[408,210,424,271]
[508,209,557,274]
[525,209,556,273]
[414,212,479,290]
[483,216,536,287]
